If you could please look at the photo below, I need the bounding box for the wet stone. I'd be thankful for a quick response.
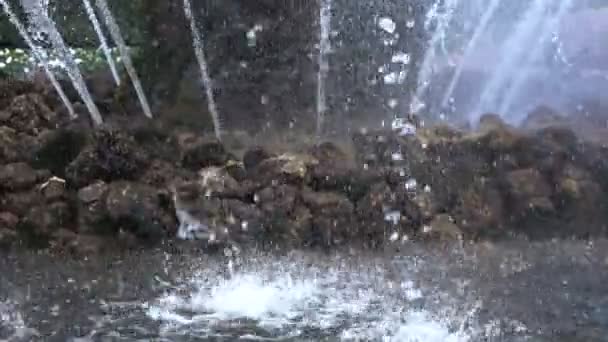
[243,146,274,171]
[105,181,171,241]
[0,163,37,191]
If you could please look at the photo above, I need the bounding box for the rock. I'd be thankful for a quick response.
[179,133,231,171]
[105,181,172,241]
[1,93,56,134]
[451,178,505,239]
[0,162,38,191]
[222,199,265,242]
[356,182,419,246]
[249,153,318,186]
[20,201,72,239]
[1,190,43,217]
[301,188,355,246]
[0,212,19,230]
[141,159,181,187]
[77,181,109,204]
[76,181,110,235]
[255,184,298,216]
[30,125,88,176]
[50,229,108,255]
[40,176,67,202]
[66,129,150,188]
[424,214,463,241]
[553,164,607,237]
[478,113,509,133]
[243,146,274,171]
[198,166,243,198]
[0,126,25,163]
[505,168,554,212]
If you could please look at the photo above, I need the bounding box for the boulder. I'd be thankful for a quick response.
[249,153,318,186]
[66,129,150,188]
[105,181,174,241]
[243,146,274,171]
[301,188,355,246]
[30,125,88,176]
[423,214,463,241]
[178,133,232,171]
[0,126,27,163]
[0,163,39,191]
[76,181,111,235]
[1,93,56,134]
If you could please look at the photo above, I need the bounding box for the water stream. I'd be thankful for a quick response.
[94,0,153,119]
[0,0,75,119]
[316,0,332,137]
[81,0,121,86]
[22,0,103,125]
[183,0,222,141]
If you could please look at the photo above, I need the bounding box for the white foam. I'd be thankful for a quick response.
[0,300,38,341]
[146,255,474,340]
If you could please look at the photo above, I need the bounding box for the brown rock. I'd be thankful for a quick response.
[0,212,19,230]
[505,168,553,213]
[424,214,463,241]
[0,162,38,190]
[105,181,170,240]
[243,146,274,171]
[40,176,67,202]
[255,184,298,215]
[77,181,109,204]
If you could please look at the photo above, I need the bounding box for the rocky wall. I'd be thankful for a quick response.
[1,77,607,255]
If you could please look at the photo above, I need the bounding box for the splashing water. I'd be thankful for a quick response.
[440,0,501,110]
[316,0,332,137]
[498,0,575,117]
[0,0,75,118]
[413,0,460,114]
[146,253,475,341]
[81,0,120,86]
[183,0,222,141]
[95,0,153,119]
[0,300,38,341]
[23,0,103,124]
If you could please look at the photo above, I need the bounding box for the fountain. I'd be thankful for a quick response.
[22,0,103,125]
[440,0,501,110]
[183,0,222,141]
[472,0,553,122]
[316,0,331,137]
[94,0,153,119]
[81,0,121,86]
[413,0,460,114]
[498,0,574,117]
[0,0,75,119]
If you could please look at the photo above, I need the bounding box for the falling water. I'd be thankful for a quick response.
[472,0,551,122]
[413,0,459,114]
[498,0,575,117]
[316,0,331,137]
[22,0,103,125]
[81,0,120,86]
[440,0,501,109]
[0,0,75,119]
[94,0,153,119]
[183,0,222,141]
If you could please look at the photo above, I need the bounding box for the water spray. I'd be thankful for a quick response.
[95,0,153,119]
[183,0,223,141]
[0,0,76,119]
[81,0,121,86]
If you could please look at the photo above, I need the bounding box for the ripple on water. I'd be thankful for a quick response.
[145,254,473,341]
[0,300,38,341]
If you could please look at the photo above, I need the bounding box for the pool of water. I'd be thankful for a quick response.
[0,239,607,341]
